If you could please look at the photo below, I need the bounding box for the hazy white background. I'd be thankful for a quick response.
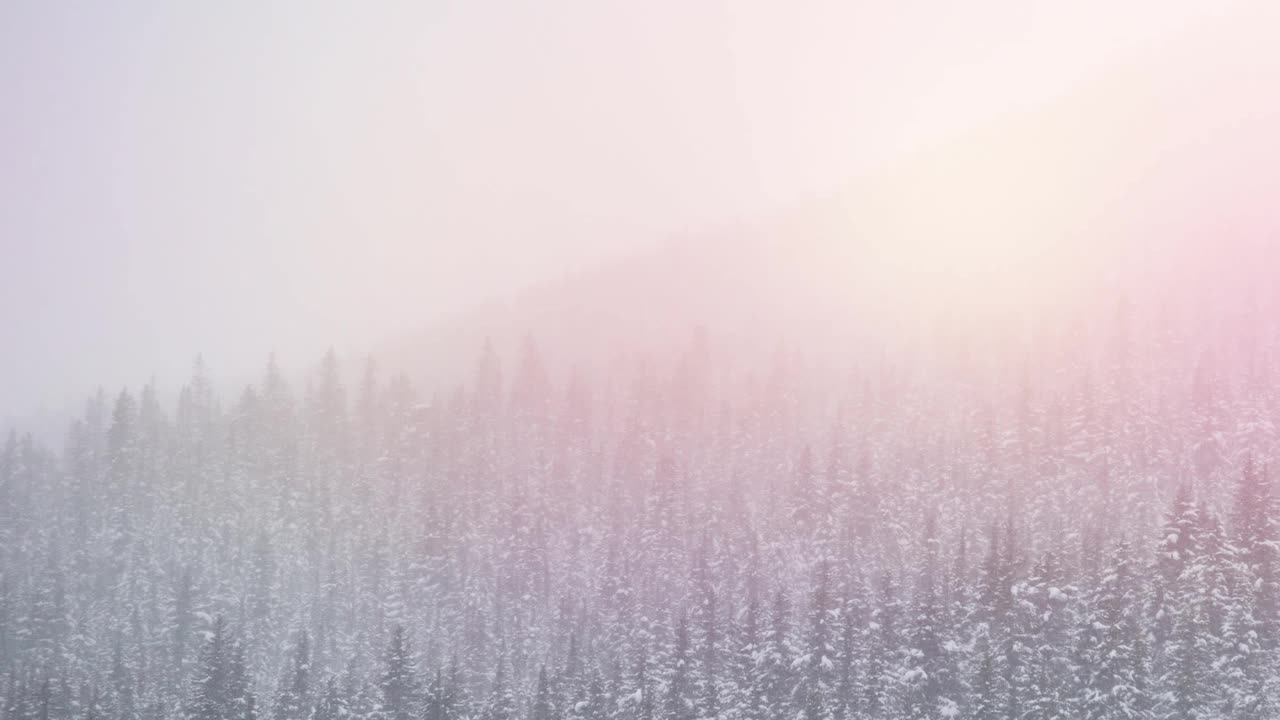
[2,0,1277,427]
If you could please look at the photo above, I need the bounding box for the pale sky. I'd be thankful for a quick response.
[2,0,1277,427]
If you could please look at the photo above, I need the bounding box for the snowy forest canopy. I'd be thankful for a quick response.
[2,312,1279,720]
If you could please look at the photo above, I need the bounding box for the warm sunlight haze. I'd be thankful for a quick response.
[2,2,1280,720]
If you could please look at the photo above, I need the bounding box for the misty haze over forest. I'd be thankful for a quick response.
[5,262,1280,720]
[5,2,1280,720]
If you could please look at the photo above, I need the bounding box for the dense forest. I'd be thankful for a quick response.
[2,309,1279,720]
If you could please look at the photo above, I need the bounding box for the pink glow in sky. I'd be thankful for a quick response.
[2,0,1279,423]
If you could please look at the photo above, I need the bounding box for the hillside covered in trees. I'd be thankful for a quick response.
[3,294,1280,720]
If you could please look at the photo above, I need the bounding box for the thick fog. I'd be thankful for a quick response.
[8,5,1280,720]
[3,0,1278,429]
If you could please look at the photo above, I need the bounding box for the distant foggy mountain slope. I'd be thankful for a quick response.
[374,235,797,389]
[372,64,1280,400]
